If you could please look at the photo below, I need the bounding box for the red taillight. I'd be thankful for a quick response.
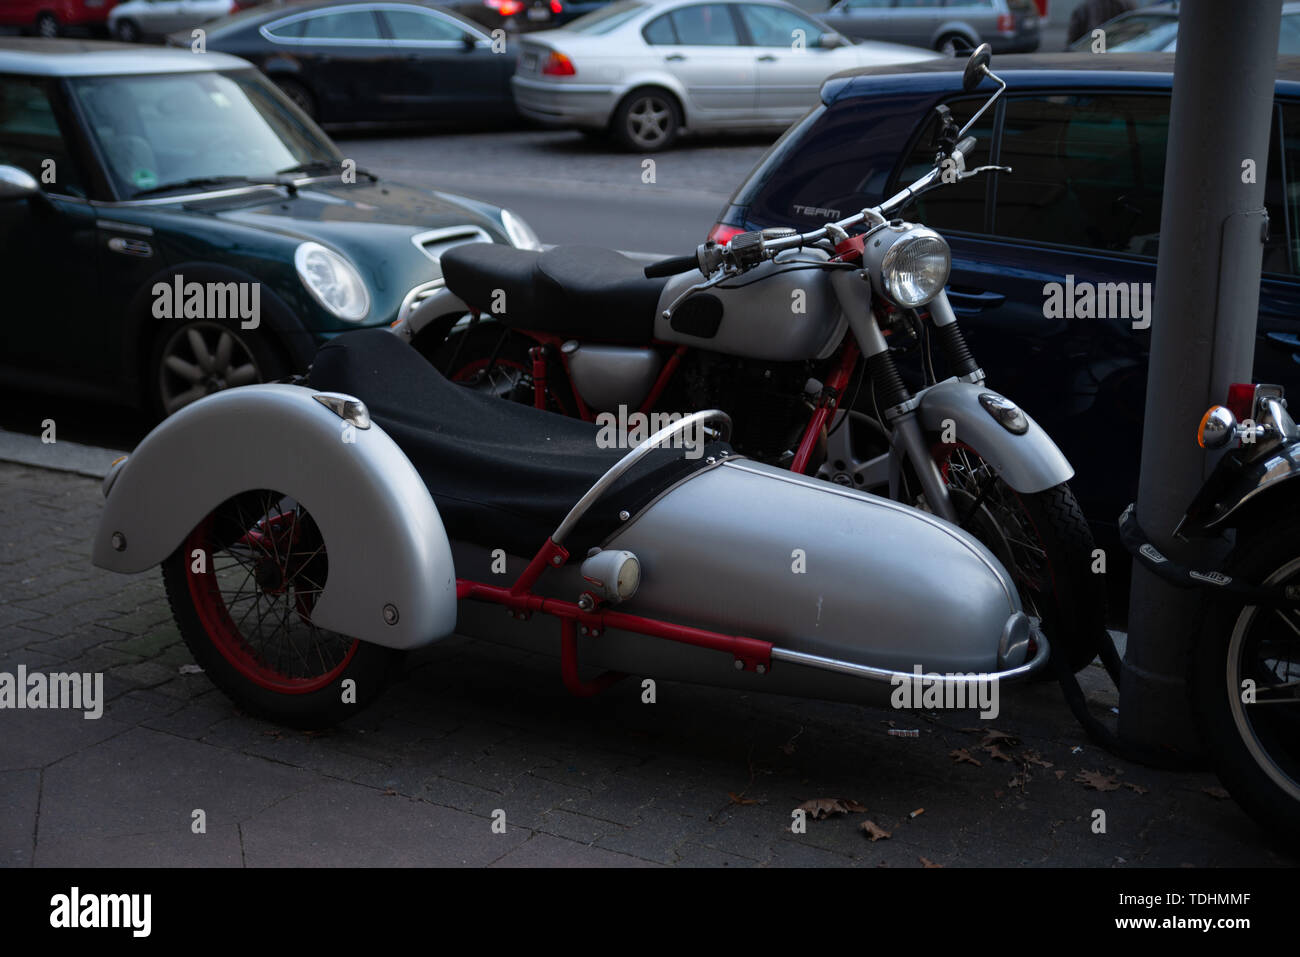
[1226,383,1257,422]
[707,223,744,245]
[996,13,1014,32]
[541,51,576,76]
[550,0,563,12]
[488,0,524,15]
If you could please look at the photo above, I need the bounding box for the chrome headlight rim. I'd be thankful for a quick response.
[294,241,370,323]
[500,207,542,251]
[877,226,951,309]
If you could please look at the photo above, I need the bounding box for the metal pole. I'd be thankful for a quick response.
[1121,0,1282,755]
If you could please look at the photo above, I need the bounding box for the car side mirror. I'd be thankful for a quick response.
[962,42,992,92]
[461,33,477,52]
[0,165,39,201]
[819,33,846,49]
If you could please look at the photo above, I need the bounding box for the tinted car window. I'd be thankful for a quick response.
[738,5,826,46]
[643,12,676,43]
[890,98,996,234]
[265,17,306,39]
[383,9,466,41]
[0,75,84,197]
[299,10,382,40]
[1280,13,1300,55]
[1278,102,1300,274]
[993,94,1167,255]
[842,0,891,8]
[671,4,739,45]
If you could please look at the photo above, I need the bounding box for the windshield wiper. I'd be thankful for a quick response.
[130,175,263,198]
[276,160,377,182]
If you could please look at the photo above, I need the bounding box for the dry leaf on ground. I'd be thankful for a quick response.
[950,748,982,767]
[1202,786,1231,800]
[919,856,943,868]
[984,744,1014,763]
[728,792,759,806]
[861,820,892,841]
[798,797,862,819]
[1075,770,1121,792]
[981,729,1020,747]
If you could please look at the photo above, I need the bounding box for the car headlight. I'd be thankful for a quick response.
[866,225,951,308]
[294,242,370,321]
[500,207,542,250]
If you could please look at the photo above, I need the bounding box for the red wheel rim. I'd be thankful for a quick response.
[184,491,359,694]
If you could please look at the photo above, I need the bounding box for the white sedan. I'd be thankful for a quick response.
[513,0,938,150]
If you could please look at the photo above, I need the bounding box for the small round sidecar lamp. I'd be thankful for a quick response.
[1198,405,1237,450]
[580,549,640,604]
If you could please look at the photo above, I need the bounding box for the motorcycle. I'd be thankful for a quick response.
[1122,382,1300,847]
[394,45,1106,673]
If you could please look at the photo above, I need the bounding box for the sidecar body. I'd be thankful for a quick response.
[94,330,1046,711]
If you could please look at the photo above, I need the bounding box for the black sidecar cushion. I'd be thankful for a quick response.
[440,243,665,344]
[308,329,729,559]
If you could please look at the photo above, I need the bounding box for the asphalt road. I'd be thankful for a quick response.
[334,127,773,258]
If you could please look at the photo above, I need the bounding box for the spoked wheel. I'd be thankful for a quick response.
[929,441,1107,674]
[162,490,395,728]
[1192,519,1300,849]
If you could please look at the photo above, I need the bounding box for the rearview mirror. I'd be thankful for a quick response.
[461,33,477,52]
[962,42,992,92]
[819,33,846,49]
[0,165,39,201]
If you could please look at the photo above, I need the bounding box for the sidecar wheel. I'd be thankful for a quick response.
[1191,518,1300,850]
[162,490,396,729]
[930,443,1106,674]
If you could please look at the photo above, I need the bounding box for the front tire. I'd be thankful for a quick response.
[611,88,680,152]
[162,490,396,729]
[114,18,140,42]
[148,319,290,419]
[1191,514,1300,850]
[929,442,1106,674]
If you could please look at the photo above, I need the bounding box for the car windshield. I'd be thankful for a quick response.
[67,69,341,200]
[565,0,644,34]
[1070,14,1179,51]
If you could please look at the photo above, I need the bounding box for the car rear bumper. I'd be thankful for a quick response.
[511,76,619,129]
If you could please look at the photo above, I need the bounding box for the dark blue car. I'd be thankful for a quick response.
[714,52,1300,557]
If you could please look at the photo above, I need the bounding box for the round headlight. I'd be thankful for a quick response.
[294,242,370,322]
[879,229,951,308]
[500,208,542,250]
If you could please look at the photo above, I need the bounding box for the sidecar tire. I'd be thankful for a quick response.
[1190,518,1300,850]
[161,496,397,729]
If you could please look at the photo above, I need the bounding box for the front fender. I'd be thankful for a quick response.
[1177,440,1300,537]
[918,381,1074,494]
[92,384,457,650]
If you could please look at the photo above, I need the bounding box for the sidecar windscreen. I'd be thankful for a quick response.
[308,329,730,558]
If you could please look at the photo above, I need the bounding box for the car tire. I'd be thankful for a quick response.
[936,33,972,56]
[611,88,680,152]
[274,78,317,120]
[34,12,59,37]
[114,18,140,42]
[147,319,291,419]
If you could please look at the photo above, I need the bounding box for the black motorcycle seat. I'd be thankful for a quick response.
[441,243,667,344]
[308,329,727,558]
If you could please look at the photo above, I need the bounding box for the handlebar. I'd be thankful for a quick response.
[644,254,699,279]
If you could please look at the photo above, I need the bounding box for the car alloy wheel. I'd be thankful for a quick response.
[622,93,676,151]
[115,18,140,42]
[35,12,59,37]
[157,321,263,416]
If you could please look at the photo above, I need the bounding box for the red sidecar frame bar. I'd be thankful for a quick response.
[455,539,774,696]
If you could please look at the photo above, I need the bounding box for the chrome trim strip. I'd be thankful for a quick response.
[95,219,154,236]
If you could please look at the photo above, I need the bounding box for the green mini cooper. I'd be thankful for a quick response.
[0,38,538,415]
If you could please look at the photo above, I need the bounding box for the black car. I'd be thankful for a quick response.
[184,0,517,124]
[713,53,1300,558]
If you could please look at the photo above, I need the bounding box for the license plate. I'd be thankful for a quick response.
[522,51,538,71]
[527,7,549,20]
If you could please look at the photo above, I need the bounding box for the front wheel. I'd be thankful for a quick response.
[114,18,140,42]
[929,442,1107,674]
[162,490,396,728]
[1191,515,1300,850]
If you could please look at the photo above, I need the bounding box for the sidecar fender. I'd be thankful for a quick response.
[917,381,1074,494]
[92,384,456,650]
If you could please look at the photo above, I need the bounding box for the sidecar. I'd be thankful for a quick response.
[92,329,1046,727]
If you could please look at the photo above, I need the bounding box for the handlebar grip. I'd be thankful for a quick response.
[644,254,698,279]
[954,136,977,163]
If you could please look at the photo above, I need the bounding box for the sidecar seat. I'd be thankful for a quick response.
[308,329,729,558]
[440,243,667,344]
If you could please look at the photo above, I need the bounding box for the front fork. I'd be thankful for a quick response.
[829,271,981,524]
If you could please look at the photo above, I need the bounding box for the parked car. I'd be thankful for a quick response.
[0,0,119,38]
[1066,0,1300,55]
[0,38,538,416]
[821,0,1039,56]
[512,0,937,150]
[109,0,263,43]
[711,53,1300,556]
[181,0,517,125]
[449,0,613,35]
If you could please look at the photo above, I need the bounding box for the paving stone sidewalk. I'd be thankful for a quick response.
[0,461,1293,868]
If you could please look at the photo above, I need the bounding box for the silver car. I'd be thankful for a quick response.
[108,0,250,42]
[820,0,1039,57]
[512,0,937,150]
